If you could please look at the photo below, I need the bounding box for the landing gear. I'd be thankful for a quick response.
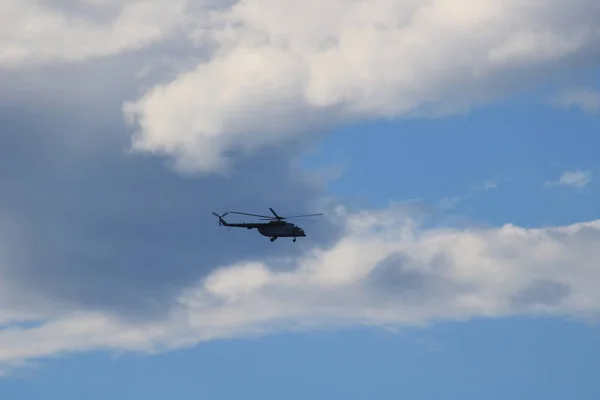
[269,237,297,242]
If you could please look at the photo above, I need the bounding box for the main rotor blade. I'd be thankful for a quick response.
[229,211,273,219]
[258,213,324,220]
[228,210,323,220]
[280,213,324,219]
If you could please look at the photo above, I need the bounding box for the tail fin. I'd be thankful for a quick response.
[212,212,229,226]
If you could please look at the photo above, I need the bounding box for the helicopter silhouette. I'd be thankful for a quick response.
[212,207,323,242]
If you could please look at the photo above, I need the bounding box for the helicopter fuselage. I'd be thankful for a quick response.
[236,221,306,238]
[257,222,306,238]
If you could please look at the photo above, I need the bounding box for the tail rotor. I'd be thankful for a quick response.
[212,212,228,226]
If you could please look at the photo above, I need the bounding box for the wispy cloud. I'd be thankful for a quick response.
[416,336,444,353]
[551,88,600,114]
[437,196,462,210]
[544,170,592,189]
[472,179,499,192]
[437,179,500,210]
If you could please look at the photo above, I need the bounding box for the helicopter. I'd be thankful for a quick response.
[212,207,323,242]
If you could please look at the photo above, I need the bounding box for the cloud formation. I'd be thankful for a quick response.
[552,88,600,114]
[123,0,600,173]
[545,170,592,189]
[2,0,600,376]
[0,0,192,69]
[4,0,599,174]
[1,205,600,371]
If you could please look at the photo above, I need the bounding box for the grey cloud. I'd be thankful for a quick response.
[366,251,471,305]
[38,0,123,23]
[0,64,343,321]
[511,280,571,307]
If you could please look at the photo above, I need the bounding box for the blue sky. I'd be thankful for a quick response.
[304,96,600,226]
[1,1,600,399]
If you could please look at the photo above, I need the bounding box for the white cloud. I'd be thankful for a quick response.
[436,179,500,211]
[552,88,600,114]
[122,0,600,174]
[476,180,499,191]
[1,204,600,370]
[0,0,193,69]
[545,170,592,189]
